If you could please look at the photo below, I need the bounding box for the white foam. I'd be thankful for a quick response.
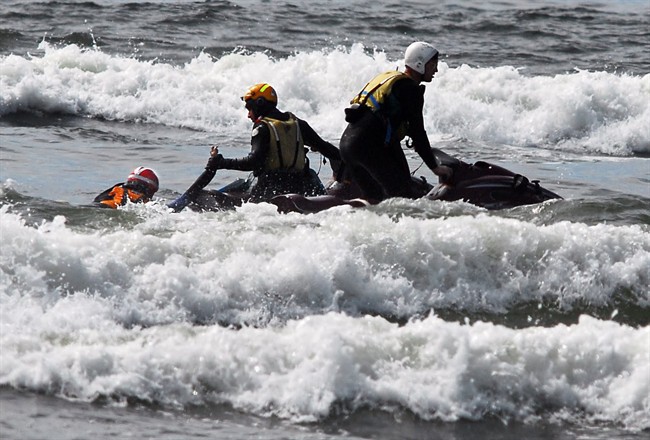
[1,43,648,156]
[1,195,649,429]
[1,202,648,325]
[1,304,648,429]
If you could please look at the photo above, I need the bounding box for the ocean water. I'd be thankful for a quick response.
[1,1,649,439]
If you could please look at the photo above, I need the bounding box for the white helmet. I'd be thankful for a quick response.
[404,42,439,74]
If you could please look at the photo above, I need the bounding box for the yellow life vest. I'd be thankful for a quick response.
[351,71,407,113]
[98,185,148,209]
[260,113,305,172]
[351,71,410,142]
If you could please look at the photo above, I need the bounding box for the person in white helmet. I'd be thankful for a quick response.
[338,41,452,201]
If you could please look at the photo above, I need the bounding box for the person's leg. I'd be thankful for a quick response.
[339,114,387,200]
[365,142,415,198]
[340,145,383,199]
[347,163,385,200]
[343,134,414,199]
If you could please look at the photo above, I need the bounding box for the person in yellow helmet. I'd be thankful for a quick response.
[93,166,159,208]
[338,42,453,201]
[205,83,344,202]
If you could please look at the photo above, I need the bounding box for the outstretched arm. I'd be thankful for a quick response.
[298,119,344,177]
[210,124,270,172]
[182,145,223,191]
[299,120,341,161]
[167,147,220,212]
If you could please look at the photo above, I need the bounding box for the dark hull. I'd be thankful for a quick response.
[171,153,561,214]
[425,160,562,210]
[272,159,562,214]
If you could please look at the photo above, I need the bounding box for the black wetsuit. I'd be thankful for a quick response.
[339,75,440,201]
[218,107,342,201]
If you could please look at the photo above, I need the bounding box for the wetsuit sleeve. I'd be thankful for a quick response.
[189,167,217,191]
[218,122,270,172]
[297,118,344,177]
[298,119,341,162]
[395,81,440,171]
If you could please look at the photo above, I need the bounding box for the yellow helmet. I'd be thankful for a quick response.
[241,83,278,106]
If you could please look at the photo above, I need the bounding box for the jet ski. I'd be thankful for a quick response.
[167,168,328,213]
[269,149,562,213]
[169,149,561,214]
[423,148,562,209]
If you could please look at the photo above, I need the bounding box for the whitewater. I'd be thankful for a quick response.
[1,1,649,439]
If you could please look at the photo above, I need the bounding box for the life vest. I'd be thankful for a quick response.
[95,184,148,209]
[350,71,409,142]
[259,113,305,172]
[351,71,407,115]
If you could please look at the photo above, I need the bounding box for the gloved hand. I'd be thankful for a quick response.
[206,145,223,171]
[206,154,223,171]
